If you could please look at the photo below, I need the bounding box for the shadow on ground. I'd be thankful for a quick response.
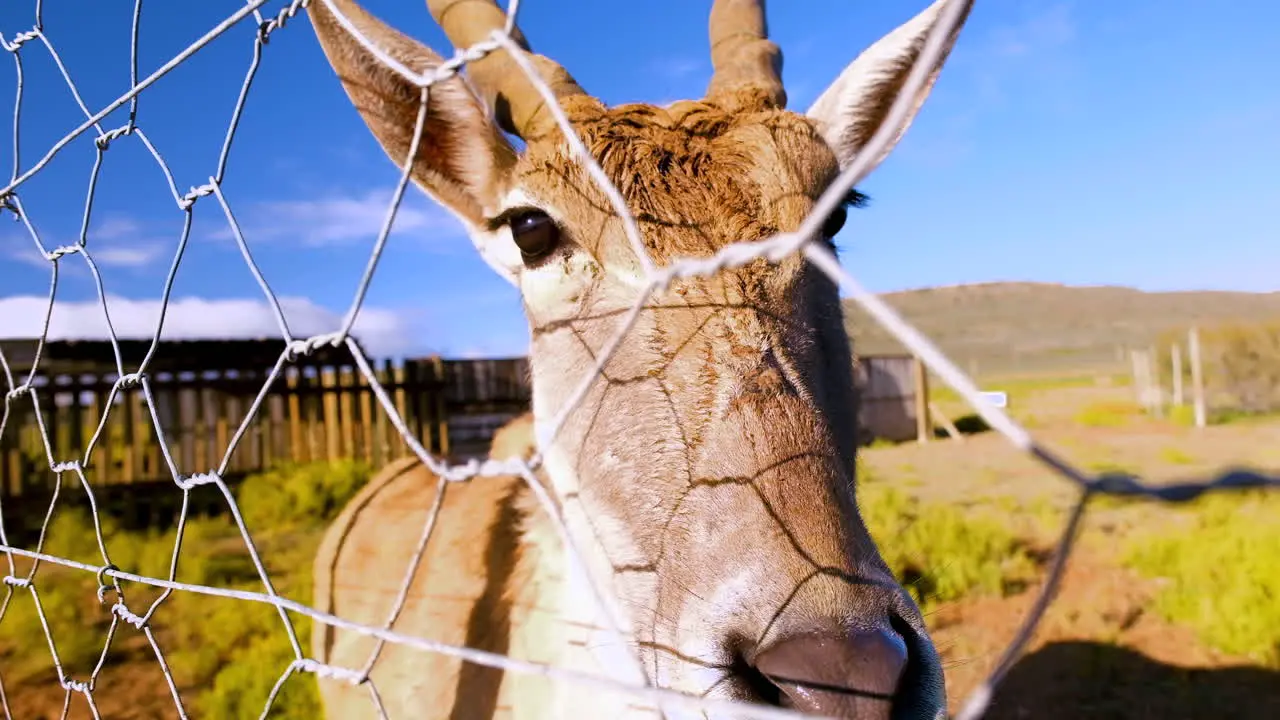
[934,413,992,439]
[982,640,1280,719]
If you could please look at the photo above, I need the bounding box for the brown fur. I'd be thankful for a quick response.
[517,93,840,266]
[312,414,563,718]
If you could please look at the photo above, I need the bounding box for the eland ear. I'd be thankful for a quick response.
[307,0,516,231]
[805,0,973,173]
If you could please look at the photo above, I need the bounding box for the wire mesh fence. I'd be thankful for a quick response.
[1,1,1277,719]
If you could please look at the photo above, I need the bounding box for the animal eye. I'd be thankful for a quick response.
[821,206,847,240]
[509,209,561,261]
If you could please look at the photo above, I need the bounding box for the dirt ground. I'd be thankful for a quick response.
[6,380,1279,718]
[930,550,1280,719]
[3,634,192,720]
[874,378,1280,718]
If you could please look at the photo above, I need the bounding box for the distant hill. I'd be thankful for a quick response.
[842,282,1280,377]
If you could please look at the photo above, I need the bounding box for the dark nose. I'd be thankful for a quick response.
[751,627,909,719]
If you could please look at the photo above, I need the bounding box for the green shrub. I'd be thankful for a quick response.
[0,571,108,682]
[199,626,320,719]
[1123,490,1280,666]
[165,563,319,719]
[0,460,362,712]
[236,459,372,531]
[859,483,1037,609]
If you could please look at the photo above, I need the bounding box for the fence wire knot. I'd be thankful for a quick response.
[2,576,30,589]
[178,182,216,210]
[285,332,345,361]
[45,244,82,261]
[95,125,134,150]
[61,676,91,693]
[175,470,221,490]
[259,0,310,43]
[1,28,40,51]
[116,372,144,389]
[111,601,148,629]
[295,658,367,685]
[50,460,81,474]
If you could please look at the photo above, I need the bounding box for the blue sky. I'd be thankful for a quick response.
[1,0,1277,359]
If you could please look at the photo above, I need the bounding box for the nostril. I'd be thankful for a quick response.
[750,627,909,718]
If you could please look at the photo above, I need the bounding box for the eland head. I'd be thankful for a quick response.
[308,0,973,717]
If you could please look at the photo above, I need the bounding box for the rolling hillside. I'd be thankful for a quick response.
[843,282,1280,378]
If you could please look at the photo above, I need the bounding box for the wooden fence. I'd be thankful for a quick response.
[0,339,924,513]
[0,340,531,509]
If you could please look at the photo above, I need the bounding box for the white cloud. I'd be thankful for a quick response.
[0,294,415,358]
[3,213,171,269]
[987,3,1075,58]
[211,187,465,248]
[88,244,166,268]
[94,215,143,240]
[6,248,51,270]
[5,241,166,270]
[649,56,703,80]
[944,1,1081,113]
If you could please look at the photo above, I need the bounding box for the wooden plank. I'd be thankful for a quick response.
[338,365,356,460]
[70,376,88,470]
[357,367,375,466]
[321,367,340,461]
[145,375,165,474]
[87,381,109,485]
[178,382,196,473]
[193,381,209,473]
[913,356,930,444]
[432,356,449,459]
[402,359,421,451]
[274,372,288,467]
[215,383,231,472]
[307,367,323,462]
[150,377,177,479]
[374,358,393,464]
[128,380,155,480]
[414,360,433,453]
[234,375,258,473]
[125,381,144,483]
[392,361,408,456]
[287,367,304,465]
[109,380,129,483]
[52,377,71,474]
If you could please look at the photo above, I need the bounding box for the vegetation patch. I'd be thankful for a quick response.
[859,480,1039,611]
[0,460,373,718]
[1157,446,1196,465]
[1123,489,1280,667]
[1074,400,1142,428]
